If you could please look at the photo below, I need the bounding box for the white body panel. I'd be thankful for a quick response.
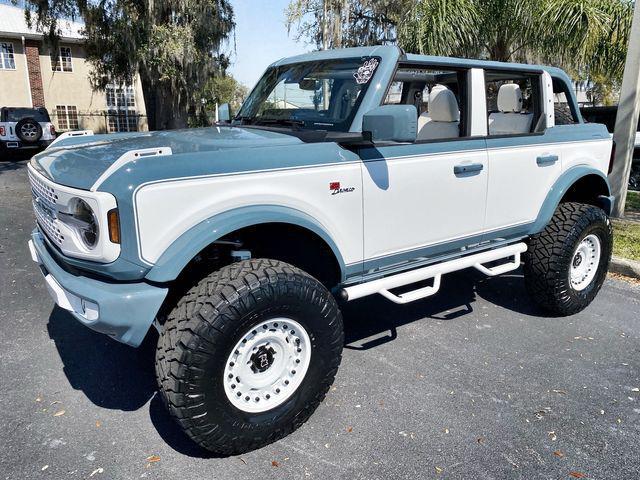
[0,121,55,142]
[135,164,364,266]
[484,142,562,231]
[361,148,488,260]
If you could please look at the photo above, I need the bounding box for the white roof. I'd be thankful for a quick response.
[0,4,84,41]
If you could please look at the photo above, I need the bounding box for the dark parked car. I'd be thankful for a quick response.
[580,105,640,190]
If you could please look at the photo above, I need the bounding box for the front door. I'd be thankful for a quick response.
[360,65,489,275]
[360,139,489,273]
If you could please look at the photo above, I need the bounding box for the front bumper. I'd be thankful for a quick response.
[29,230,168,347]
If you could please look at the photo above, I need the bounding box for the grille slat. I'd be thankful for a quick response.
[28,170,65,246]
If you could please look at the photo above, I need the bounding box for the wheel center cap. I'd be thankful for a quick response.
[250,345,276,373]
[573,253,583,268]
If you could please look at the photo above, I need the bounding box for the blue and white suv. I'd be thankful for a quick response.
[26,46,615,454]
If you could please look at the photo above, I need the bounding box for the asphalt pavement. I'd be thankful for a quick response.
[1,158,639,479]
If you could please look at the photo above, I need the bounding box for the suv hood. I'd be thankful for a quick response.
[31,126,303,190]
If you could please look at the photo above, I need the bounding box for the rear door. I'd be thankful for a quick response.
[360,66,489,273]
[483,70,560,233]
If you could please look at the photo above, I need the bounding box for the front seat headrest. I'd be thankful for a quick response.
[428,87,460,122]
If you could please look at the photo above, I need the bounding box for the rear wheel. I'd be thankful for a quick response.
[155,259,343,455]
[523,202,613,316]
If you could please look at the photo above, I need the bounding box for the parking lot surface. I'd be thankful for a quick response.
[1,158,639,479]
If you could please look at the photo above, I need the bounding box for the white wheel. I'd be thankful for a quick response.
[223,318,312,413]
[569,234,601,291]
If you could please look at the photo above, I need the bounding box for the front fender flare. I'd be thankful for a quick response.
[530,165,611,235]
[144,205,347,283]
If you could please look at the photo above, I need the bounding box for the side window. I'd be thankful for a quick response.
[51,46,73,72]
[552,79,579,125]
[383,66,468,141]
[485,71,541,136]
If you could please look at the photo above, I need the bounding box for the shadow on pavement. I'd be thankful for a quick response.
[46,267,546,457]
[46,306,157,411]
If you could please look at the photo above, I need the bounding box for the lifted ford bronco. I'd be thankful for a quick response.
[27,46,614,454]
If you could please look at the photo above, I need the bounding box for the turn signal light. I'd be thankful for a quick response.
[107,209,120,244]
[0,126,5,136]
[50,125,56,136]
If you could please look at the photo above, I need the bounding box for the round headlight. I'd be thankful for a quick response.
[72,198,99,248]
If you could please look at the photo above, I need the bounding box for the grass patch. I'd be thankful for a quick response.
[626,190,640,213]
[613,220,640,261]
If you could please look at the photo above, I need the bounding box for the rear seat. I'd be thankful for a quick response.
[488,84,533,135]
[417,86,460,140]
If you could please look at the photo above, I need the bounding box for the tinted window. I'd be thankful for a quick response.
[4,108,51,122]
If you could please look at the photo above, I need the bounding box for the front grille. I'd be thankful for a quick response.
[28,170,65,246]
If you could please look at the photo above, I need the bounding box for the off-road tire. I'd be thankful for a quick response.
[523,202,613,316]
[155,258,343,455]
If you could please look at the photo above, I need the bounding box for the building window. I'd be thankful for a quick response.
[0,43,16,70]
[106,85,138,132]
[56,105,78,131]
[51,47,73,72]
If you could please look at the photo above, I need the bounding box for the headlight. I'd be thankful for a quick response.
[60,198,99,249]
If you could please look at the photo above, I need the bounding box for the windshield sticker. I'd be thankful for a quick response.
[353,58,379,85]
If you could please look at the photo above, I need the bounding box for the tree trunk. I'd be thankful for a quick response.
[139,67,189,131]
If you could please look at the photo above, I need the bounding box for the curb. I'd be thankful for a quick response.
[609,256,640,279]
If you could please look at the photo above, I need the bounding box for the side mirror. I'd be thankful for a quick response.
[218,103,231,123]
[362,105,417,143]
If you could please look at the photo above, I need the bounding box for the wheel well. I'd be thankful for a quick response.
[174,223,343,291]
[560,174,610,208]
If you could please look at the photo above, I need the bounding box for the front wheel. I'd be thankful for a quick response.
[523,202,613,316]
[155,259,343,455]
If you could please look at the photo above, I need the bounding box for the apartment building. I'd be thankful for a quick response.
[0,4,148,133]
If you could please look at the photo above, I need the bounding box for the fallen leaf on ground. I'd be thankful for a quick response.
[146,455,161,463]
[238,457,247,465]
[53,410,65,417]
[444,428,449,434]
[346,426,353,432]
[89,468,104,477]
[553,450,564,457]
[271,461,279,467]
[50,401,60,406]
[548,431,557,441]
[95,421,101,428]
[435,466,443,474]
[569,472,586,478]
[477,437,484,444]
[35,396,42,402]
[41,465,49,471]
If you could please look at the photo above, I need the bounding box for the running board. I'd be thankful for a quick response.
[342,242,527,304]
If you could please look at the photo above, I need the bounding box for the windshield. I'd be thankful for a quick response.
[235,57,380,131]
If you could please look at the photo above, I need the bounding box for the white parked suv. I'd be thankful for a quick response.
[27,46,614,454]
[0,107,56,153]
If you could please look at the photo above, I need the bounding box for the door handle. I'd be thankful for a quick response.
[454,163,484,175]
[536,154,558,166]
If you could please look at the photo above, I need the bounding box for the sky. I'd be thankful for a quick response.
[228,0,311,89]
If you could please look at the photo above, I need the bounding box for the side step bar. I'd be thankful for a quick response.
[341,242,527,304]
